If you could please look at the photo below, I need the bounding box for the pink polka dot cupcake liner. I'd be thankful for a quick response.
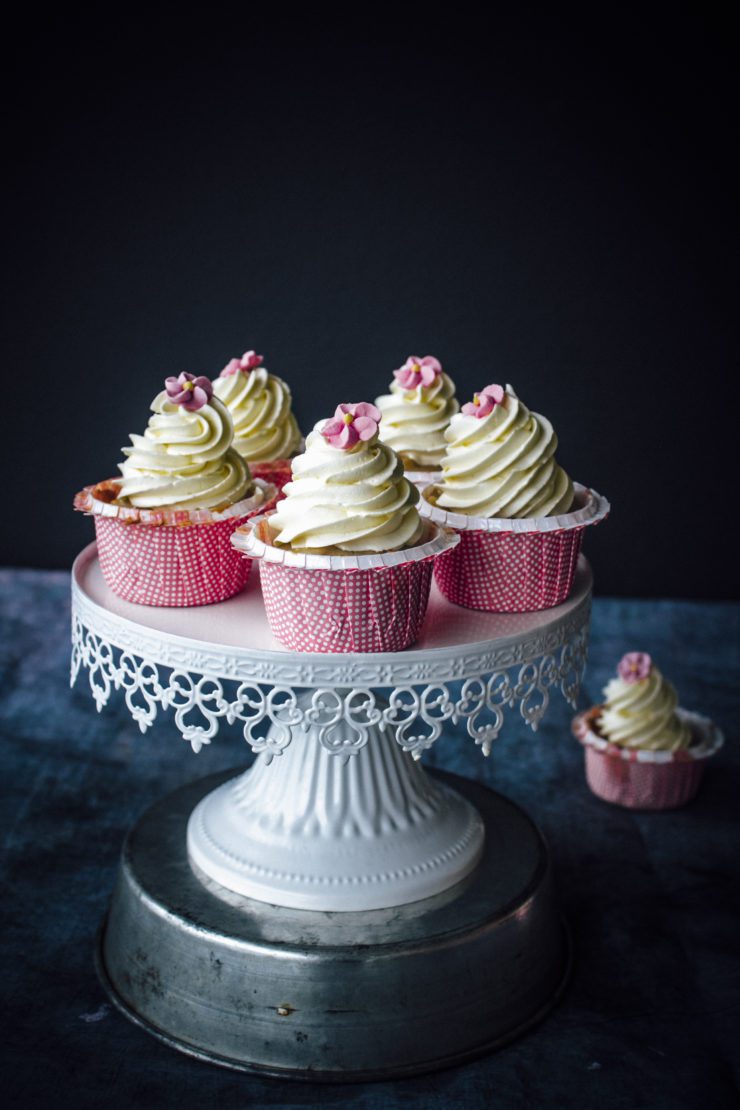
[232,515,460,653]
[74,478,276,607]
[250,458,297,499]
[420,483,609,613]
[572,706,724,810]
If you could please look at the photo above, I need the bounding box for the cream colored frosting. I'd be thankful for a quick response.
[214,365,302,463]
[375,372,458,468]
[599,668,692,752]
[269,420,424,553]
[435,385,573,518]
[118,391,252,510]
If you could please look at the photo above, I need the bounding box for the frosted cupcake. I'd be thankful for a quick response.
[232,402,458,652]
[419,384,608,612]
[74,373,274,606]
[573,653,724,809]
[269,402,423,554]
[375,355,458,483]
[213,350,302,492]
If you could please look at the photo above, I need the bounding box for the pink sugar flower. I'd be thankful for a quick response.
[220,350,264,377]
[322,402,382,449]
[394,355,442,390]
[462,383,506,418]
[164,372,213,411]
[617,652,653,684]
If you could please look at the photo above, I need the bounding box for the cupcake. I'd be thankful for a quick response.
[419,384,609,612]
[74,373,275,606]
[375,355,458,484]
[213,350,302,492]
[573,653,724,809]
[232,402,458,652]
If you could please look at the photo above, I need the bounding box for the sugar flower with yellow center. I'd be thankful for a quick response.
[164,372,213,412]
[461,383,505,418]
[321,402,382,449]
[617,651,653,684]
[394,355,442,390]
[220,350,264,377]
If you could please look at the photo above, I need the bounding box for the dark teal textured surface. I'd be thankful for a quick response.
[1,571,738,1109]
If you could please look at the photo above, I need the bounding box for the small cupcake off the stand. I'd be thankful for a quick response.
[74,373,275,607]
[375,355,459,486]
[232,402,458,653]
[213,349,302,493]
[573,652,724,809]
[419,383,609,613]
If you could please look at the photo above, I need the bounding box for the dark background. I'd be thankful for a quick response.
[2,12,736,597]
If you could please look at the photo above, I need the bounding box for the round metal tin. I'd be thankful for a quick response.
[97,769,570,1080]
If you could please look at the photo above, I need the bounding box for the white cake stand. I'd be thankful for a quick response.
[71,542,592,1079]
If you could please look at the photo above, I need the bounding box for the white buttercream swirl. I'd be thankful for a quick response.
[435,385,573,518]
[269,420,423,553]
[375,372,459,468]
[599,667,692,752]
[118,392,252,510]
[214,366,302,463]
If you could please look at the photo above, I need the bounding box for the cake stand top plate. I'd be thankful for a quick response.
[72,543,592,688]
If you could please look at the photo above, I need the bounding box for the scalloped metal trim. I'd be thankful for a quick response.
[71,545,592,687]
[71,543,592,757]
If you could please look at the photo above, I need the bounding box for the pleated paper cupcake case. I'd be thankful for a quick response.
[258,559,435,652]
[572,707,724,810]
[75,478,276,607]
[420,482,609,613]
[93,515,253,607]
[433,526,585,612]
[234,515,459,653]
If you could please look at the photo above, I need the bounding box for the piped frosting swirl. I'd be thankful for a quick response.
[435,384,573,518]
[214,353,302,463]
[117,385,252,510]
[598,654,692,752]
[375,356,459,468]
[269,404,423,553]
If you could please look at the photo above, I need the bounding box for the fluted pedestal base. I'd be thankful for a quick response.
[99,769,569,1080]
[187,720,485,911]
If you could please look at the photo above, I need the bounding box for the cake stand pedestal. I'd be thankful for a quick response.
[71,543,592,1080]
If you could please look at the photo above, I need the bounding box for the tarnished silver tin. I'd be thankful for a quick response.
[97,770,569,1080]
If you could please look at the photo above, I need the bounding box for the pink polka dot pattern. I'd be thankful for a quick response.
[94,515,254,607]
[433,527,584,613]
[250,459,294,498]
[582,747,704,810]
[259,559,435,653]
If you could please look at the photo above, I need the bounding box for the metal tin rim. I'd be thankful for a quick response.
[95,920,571,1083]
